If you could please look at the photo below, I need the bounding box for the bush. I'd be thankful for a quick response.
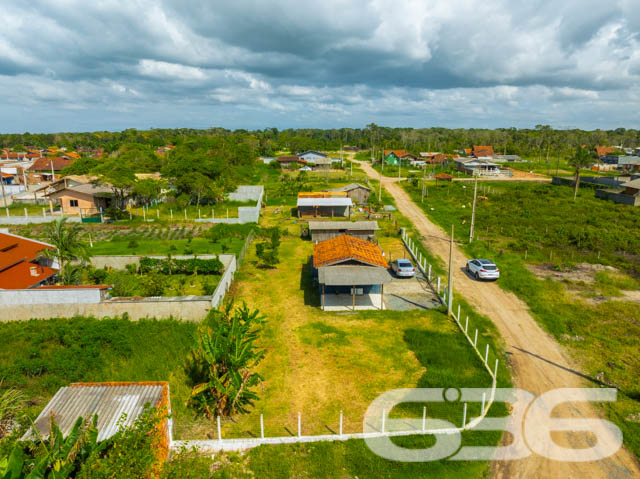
[139,257,224,275]
[88,267,108,284]
[141,273,165,297]
[111,273,140,297]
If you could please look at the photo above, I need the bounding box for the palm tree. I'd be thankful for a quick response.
[40,217,90,276]
[567,146,592,200]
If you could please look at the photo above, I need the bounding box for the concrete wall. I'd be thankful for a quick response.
[0,214,80,225]
[211,256,237,308]
[0,297,212,322]
[0,288,102,305]
[196,186,263,224]
[90,254,235,270]
[552,176,628,188]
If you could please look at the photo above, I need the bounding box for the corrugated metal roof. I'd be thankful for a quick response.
[622,178,640,189]
[297,198,353,207]
[308,221,379,231]
[25,382,168,442]
[313,234,388,268]
[318,265,392,285]
[327,183,370,193]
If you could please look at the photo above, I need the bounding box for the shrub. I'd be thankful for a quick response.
[88,267,108,284]
[139,257,224,276]
[127,239,139,250]
[141,274,165,297]
[111,273,140,297]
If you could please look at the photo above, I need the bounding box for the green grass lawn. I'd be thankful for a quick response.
[88,237,244,256]
[402,179,640,459]
[125,200,254,223]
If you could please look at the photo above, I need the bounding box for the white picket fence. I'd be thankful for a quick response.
[400,228,445,304]
[171,232,501,454]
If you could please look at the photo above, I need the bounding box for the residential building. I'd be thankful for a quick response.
[0,232,58,289]
[307,220,379,242]
[312,234,391,311]
[297,193,353,218]
[595,146,615,158]
[455,158,506,176]
[383,150,409,166]
[311,157,333,170]
[326,183,371,204]
[595,178,640,206]
[46,182,114,215]
[298,150,328,162]
[493,154,524,163]
[28,157,74,181]
[472,145,495,158]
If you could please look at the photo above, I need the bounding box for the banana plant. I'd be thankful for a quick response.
[1,415,105,479]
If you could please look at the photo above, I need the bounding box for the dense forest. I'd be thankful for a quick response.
[1,124,639,159]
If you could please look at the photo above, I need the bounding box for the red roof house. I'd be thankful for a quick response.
[0,232,58,289]
[28,157,74,172]
[472,146,495,158]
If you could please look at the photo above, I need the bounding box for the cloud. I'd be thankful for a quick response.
[0,0,638,131]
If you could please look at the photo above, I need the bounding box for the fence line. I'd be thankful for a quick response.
[172,231,500,454]
[400,229,445,304]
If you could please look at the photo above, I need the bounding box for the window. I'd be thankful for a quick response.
[69,199,79,207]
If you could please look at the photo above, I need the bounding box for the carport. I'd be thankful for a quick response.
[318,265,392,311]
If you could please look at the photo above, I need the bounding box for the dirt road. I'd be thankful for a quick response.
[357,159,640,479]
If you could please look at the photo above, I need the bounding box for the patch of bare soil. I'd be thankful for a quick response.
[573,289,640,306]
[527,262,618,283]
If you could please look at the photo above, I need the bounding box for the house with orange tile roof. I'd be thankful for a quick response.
[28,157,74,181]
[595,146,615,158]
[472,145,495,158]
[0,232,58,290]
[312,234,391,311]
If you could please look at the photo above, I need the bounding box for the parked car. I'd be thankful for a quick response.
[391,258,415,277]
[299,166,312,171]
[466,259,500,280]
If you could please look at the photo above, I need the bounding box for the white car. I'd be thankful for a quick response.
[299,166,312,171]
[466,259,500,280]
[391,259,415,277]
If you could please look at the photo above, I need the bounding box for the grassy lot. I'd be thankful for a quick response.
[370,162,470,179]
[124,200,254,223]
[96,270,220,297]
[2,202,56,216]
[402,179,640,458]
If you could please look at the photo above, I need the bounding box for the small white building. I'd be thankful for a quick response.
[298,150,328,163]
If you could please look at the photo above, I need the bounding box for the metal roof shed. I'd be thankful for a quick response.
[24,381,171,458]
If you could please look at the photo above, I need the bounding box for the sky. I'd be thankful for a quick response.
[1,0,639,133]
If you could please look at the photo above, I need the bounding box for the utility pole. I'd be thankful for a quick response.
[398,157,401,179]
[50,159,55,182]
[469,177,478,242]
[421,165,426,203]
[448,224,454,316]
[379,167,382,200]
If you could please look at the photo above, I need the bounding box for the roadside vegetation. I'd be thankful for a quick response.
[402,179,640,458]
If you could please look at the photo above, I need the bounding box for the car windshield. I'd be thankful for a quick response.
[397,260,412,266]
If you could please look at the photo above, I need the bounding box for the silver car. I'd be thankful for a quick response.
[466,259,500,280]
[391,259,415,277]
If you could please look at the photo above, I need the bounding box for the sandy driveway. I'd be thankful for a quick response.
[357,159,640,479]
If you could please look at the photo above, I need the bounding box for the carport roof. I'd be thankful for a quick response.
[318,265,392,286]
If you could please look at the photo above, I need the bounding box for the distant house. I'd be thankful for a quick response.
[434,173,453,183]
[297,193,353,218]
[46,180,114,215]
[312,234,391,311]
[383,150,409,166]
[326,183,371,204]
[311,157,333,170]
[24,381,171,461]
[595,178,640,206]
[28,157,74,181]
[455,158,504,176]
[298,151,328,162]
[472,146,495,158]
[0,232,58,290]
[595,146,615,158]
[307,220,379,242]
[601,155,640,171]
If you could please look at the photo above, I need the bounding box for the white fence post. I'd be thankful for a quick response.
[260,414,264,439]
[5,208,9,217]
[381,409,386,433]
[339,411,343,437]
[465,316,469,334]
[494,359,499,378]
[437,277,441,293]
[24,208,28,218]
[481,392,486,415]
[217,416,222,444]
[485,344,489,364]
[298,412,301,437]
[422,407,426,432]
[474,329,478,347]
[457,304,461,321]
[462,403,467,428]
[428,264,431,280]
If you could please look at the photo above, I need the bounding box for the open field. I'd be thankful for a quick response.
[402,179,640,460]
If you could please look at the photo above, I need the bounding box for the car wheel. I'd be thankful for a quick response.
[474,272,479,280]
[466,264,470,273]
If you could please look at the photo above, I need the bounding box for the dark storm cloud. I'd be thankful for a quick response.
[0,0,639,132]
